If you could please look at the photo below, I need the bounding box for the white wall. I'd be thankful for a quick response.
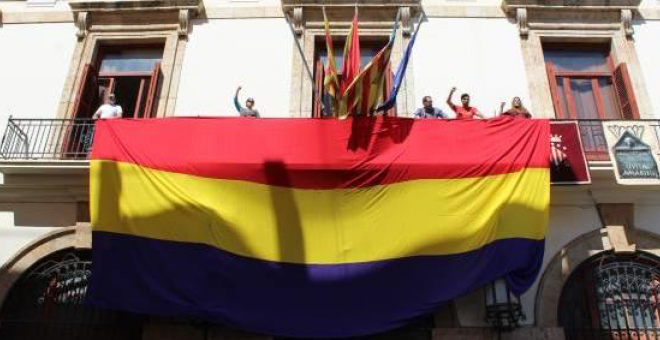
[412,17,530,118]
[634,19,660,118]
[175,18,293,117]
[0,23,76,128]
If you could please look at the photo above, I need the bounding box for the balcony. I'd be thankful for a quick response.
[1,117,659,163]
[0,118,94,161]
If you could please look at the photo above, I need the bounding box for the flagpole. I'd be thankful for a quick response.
[284,10,319,106]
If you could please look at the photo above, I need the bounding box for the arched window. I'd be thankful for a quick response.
[558,251,660,340]
[0,248,143,340]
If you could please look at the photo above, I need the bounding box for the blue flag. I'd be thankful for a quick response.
[377,14,423,112]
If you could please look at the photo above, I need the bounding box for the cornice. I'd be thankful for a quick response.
[503,0,642,10]
[68,0,201,13]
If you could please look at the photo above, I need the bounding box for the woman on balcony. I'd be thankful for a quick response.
[500,97,531,119]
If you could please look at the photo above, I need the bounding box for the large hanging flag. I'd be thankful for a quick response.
[338,12,398,118]
[377,13,423,112]
[340,9,361,98]
[323,8,340,116]
[89,116,550,338]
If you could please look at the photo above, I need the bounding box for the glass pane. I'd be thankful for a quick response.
[570,78,599,119]
[556,77,571,118]
[544,49,609,73]
[319,45,383,73]
[100,48,163,73]
[598,77,621,119]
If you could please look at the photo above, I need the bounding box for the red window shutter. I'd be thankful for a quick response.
[144,62,161,118]
[72,64,98,118]
[613,63,640,120]
[545,62,563,118]
[313,59,325,118]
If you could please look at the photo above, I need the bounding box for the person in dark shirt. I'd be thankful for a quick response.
[234,86,260,118]
[500,97,532,118]
[413,96,447,119]
[446,87,485,119]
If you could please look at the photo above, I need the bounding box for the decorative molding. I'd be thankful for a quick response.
[69,0,201,13]
[293,6,303,36]
[401,6,412,37]
[621,9,634,37]
[178,8,189,37]
[516,7,528,37]
[282,0,421,10]
[75,11,89,40]
[503,0,641,9]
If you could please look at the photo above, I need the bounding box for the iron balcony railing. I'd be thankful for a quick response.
[0,118,95,160]
[1,117,660,161]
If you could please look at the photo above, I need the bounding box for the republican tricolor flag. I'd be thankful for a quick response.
[88,117,550,338]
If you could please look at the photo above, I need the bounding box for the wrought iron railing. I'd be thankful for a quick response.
[558,119,660,162]
[1,117,659,162]
[0,118,95,160]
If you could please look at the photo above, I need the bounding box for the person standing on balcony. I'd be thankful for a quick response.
[234,86,260,118]
[413,96,448,119]
[500,97,532,119]
[446,87,484,119]
[92,94,123,120]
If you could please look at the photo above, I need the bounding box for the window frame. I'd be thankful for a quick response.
[544,44,619,120]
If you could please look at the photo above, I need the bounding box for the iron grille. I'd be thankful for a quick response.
[559,251,660,340]
[0,249,143,340]
[0,118,95,160]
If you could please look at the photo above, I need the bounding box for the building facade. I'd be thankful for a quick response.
[0,0,660,339]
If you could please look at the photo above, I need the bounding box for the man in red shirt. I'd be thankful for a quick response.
[446,87,485,119]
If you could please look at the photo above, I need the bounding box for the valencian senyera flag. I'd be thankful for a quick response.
[323,9,340,115]
[88,116,550,338]
[338,13,398,118]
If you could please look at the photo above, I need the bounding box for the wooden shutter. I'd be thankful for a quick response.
[313,59,325,118]
[72,64,98,118]
[545,62,563,118]
[144,62,161,118]
[613,63,640,120]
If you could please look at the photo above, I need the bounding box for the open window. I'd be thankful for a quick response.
[544,43,639,160]
[313,39,395,118]
[73,44,164,119]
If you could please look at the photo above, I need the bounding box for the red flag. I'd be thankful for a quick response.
[340,11,361,97]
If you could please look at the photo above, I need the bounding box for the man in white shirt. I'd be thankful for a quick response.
[93,94,123,119]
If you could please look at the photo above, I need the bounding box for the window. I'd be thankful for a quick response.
[544,44,639,160]
[73,45,164,120]
[313,39,394,118]
[544,44,638,120]
[0,249,143,340]
[558,251,660,340]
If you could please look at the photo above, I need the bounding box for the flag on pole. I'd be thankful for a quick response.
[340,9,361,98]
[338,12,399,118]
[323,8,340,116]
[377,13,423,112]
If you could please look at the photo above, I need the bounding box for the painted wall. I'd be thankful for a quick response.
[174,18,293,117]
[0,202,77,268]
[411,17,530,118]
[0,23,76,128]
[633,19,660,118]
